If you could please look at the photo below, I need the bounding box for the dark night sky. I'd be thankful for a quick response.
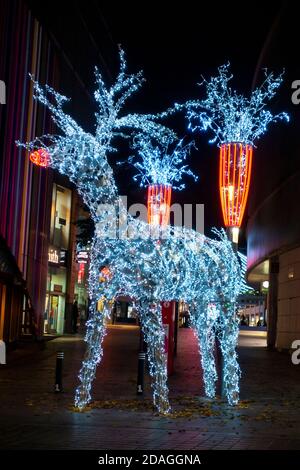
[98,1,286,246]
[30,0,290,246]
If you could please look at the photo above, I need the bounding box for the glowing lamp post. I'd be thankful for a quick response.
[147,184,172,227]
[219,143,253,246]
[29,148,50,167]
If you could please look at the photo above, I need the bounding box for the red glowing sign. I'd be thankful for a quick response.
[147,184,172,227]
[219,143,253,228]
[29,148,50,167]
[78,262,85,284]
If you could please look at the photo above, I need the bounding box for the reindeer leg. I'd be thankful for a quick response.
[191,303,217,399]
[74,245,110,410]
[74,295,109,409]
[138,301,170,414]
[218,302,240,405]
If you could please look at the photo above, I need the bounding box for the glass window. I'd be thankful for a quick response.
[44,269,67,335]
[50,184,72,249]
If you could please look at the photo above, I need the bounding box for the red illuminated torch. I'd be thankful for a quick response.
[147,184,172,227]
[219,142,253,244]
[29,148,50,167]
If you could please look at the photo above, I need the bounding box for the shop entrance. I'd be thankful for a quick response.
[44,293,65,335]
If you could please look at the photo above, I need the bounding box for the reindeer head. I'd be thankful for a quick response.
[17,49,176,219]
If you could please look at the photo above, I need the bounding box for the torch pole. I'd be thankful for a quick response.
[226,226,239,253]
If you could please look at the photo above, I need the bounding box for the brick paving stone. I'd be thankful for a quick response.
[1,327,300,449]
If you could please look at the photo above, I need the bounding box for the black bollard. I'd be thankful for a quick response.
[137,328,147,395]
[137,351,146,395]
[54,351,64,392]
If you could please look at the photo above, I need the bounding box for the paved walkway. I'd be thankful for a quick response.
[0,326,300,449]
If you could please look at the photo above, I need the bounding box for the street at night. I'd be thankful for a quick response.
[1,0,300,464]
[1,327,300,451]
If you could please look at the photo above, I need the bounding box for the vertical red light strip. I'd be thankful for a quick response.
[155,184,158,225]
[162,185,166,225]
[78,262,85,284]
[232,143,237,226]
[223,144,228,226]
[219,145,226,226]
[238,145,253,227]
[236,145,247,227]
[167,185,172,218]
[224,145,229,225]
[227,142,231,226]
[236,143,243,227]
[147,185,151,224]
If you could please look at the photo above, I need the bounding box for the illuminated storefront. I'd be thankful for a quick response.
[44,184,73,335]
[44,261,67,335]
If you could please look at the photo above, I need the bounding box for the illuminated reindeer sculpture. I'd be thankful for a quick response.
[18,50,243,414]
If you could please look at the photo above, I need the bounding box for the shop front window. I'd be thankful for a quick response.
[44,269,66,335]
[50,184,72,250]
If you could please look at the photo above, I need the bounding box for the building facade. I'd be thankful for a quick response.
[0,0,111,345]
[0,0,58,344]
[246,5,300,350]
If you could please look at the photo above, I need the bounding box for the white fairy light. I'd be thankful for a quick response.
[123,135,198,190]
[17,50,245,413]
[183,63,289,146]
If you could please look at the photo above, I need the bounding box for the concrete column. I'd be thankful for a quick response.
[65,190,79,333]
[267,256,279,349]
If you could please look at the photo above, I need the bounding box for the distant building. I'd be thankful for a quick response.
[237,293,266,327]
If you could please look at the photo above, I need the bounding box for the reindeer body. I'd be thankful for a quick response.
[72,194,241,414]
[18,51,242,414]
